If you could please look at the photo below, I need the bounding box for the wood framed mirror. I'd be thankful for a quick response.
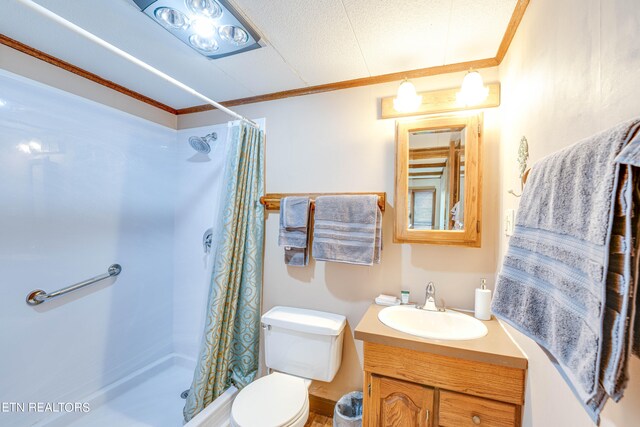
[394,113,482,246]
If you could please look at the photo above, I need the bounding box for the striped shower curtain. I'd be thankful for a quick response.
[184,122,265,421]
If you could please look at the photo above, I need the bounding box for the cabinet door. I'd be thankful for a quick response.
[369,375,434,426]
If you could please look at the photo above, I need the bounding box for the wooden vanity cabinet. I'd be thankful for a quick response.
[363,342,525,427]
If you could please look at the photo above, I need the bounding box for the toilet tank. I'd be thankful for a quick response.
[261,306,346,382]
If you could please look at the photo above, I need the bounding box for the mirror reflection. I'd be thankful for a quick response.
[408,127,465,231]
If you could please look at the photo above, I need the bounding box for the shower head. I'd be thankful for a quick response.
[188,132,217,154]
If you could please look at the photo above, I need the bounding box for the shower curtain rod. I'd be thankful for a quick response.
[17,0,258,127]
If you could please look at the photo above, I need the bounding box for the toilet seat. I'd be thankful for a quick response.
[231,372,309,427]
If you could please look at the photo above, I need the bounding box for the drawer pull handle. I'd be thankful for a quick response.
[472,415,481,424]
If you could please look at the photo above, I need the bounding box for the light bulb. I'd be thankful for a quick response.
[189,34,218,52]
[154,7,190,30]
[456,70,489,106]
[393,80,422,113]
[185,0,222,19]
[219,25,249,46]
[191,18,216,38]
[28,141,42,152]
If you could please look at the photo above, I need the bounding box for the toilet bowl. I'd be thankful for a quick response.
[230,306,346,427]
[230,372,310,427]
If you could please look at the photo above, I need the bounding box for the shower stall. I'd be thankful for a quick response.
[0,69,243,426]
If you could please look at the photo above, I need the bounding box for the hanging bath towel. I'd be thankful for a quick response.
[278,196,311,266]
[491,119,640,424]
[312,195,382,266]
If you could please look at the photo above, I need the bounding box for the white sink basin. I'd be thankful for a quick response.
[378,305,488,341]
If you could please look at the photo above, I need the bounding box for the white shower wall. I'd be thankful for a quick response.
[173,124,230,359]
[0,70,237,426]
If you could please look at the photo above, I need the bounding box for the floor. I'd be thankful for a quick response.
[65,364,193,427]
[305,412,333,427]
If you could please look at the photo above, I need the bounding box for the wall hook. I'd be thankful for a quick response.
[508,136,529,198]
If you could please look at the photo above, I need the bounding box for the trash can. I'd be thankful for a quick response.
[333,391,363,427]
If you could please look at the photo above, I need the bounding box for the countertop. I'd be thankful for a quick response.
[354,304,528,370]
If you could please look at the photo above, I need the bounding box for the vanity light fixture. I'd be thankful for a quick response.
[456,70,490,107]
[16,140,61,155]
[132,0,261,59]
[393,79,423,113]
[18,140,43,154]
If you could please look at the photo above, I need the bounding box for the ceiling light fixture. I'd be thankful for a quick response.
[133,0,261,59]
[456,70,489,107]
[393,79,422,113]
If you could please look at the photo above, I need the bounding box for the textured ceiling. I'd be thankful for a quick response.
[1,0,517,109]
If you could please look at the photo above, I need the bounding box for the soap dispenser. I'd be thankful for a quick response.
[474,278,492,321]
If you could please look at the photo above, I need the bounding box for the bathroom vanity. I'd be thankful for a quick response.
[355,304,527,427]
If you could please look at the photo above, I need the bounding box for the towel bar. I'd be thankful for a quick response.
[260,192,386,212]
[26,264,122,306]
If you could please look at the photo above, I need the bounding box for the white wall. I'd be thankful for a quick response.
[0,70,177,426]
[178,68,502,400]
[499,0,640,425]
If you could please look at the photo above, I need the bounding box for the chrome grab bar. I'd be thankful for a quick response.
[26,264,122,306]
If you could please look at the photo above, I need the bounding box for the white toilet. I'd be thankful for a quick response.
[230,306,346,427]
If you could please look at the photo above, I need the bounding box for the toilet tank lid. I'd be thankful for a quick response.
[262,306,346,336]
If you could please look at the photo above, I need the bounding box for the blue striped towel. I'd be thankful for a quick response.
[492,119,640,424]
[312,195,381,266]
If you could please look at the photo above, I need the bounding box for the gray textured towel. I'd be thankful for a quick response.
[617,136,640,167]
[492,119,640,424]
[598,154,638,406]
[633,176,640,358]
[615,138,640,360]
[634,212,640,358]
[281,196,311,229]
[278,197,311,267]
[312,195,382,266]
[284,247,307,267]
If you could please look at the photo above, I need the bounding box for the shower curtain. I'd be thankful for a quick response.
[184,122,265,422]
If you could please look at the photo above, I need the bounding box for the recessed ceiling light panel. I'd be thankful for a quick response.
[133,0,261,59]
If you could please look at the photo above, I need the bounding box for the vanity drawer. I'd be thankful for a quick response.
[439,390,518,427]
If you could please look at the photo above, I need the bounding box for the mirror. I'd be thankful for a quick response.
[394,114,482,246]
[408,127,465,230]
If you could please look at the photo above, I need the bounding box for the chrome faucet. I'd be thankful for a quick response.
[421,282,444,312]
